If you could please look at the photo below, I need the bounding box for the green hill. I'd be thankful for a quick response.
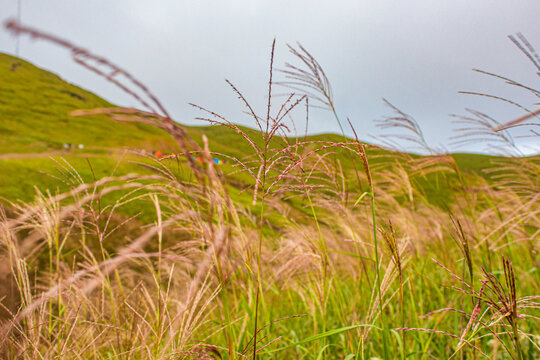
[0,52,512,209]
[0,53,180,154]
[2,53,539,360]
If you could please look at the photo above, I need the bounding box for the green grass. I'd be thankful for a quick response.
[0,52,512,211]
[0,49,538,360]
[0,53,179,154]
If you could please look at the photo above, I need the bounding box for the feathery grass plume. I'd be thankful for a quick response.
[480,257,526,359]
[376,99,433,155]
[379,220,408,359]
[4,19,206,183]
[189,41,377,353]
[279,43,367,192]
[187,39,333,357]
[0,155,243,358]
[508,33,540,76]
[428,257,540,358]
[451,108,522,156]
[452,34,540,154]
[278,43,393,357]
[3,21,166,117]
[450,216,474,285]
[3,19,540,360]
[279,44,337,122]
[1,20,236,355]
[280,43,402,358]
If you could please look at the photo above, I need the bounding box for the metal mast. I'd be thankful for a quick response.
[15,0,21,56]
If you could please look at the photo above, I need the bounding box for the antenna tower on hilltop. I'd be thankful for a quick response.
[15,0,21,56]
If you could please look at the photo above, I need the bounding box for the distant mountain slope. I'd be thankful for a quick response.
[0,53,179,154]
[0,52,515,209]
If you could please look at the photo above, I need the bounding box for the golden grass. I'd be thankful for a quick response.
[1,20,539,360]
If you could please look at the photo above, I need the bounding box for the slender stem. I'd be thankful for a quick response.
[331,104,346,138]
[306,191,328,336]
[399,275,405,360]
[371,194,390,360]
[511,317,524,360]
[252,197,265,360]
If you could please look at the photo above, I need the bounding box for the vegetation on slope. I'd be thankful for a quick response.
[0,22,539,360]
[0,51,511,210]
[0,53,179,153]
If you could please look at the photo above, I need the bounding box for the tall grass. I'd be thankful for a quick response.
[1,20,539,359]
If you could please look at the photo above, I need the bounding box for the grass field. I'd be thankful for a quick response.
[0,23,539,360]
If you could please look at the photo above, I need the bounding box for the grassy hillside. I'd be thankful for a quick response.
[0,53,180,154]
[5,51,537,250]
[2,51,518,252]
[0,54,502,153]
[1,49,539,359]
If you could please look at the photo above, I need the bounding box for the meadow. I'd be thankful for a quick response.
[0,21,539,359]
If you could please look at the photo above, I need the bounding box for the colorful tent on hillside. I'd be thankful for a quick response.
[193,156,226,164]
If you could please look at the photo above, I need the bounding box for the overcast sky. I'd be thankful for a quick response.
[1,0,539,154]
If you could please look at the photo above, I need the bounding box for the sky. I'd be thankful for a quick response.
[1,0,539,155]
